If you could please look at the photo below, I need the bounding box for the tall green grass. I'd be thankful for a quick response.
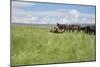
[11,26,96,66]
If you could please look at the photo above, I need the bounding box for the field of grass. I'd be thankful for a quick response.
[11,26,96,66]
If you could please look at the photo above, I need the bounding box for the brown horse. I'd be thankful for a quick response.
[50,26,64,33]
[68,24,80,32]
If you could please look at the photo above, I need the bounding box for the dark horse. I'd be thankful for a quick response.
[56,23,95,35]
[68,24,80,32]
[79,26,87,33]
[57,23,80,32]
[85,25,96,35]
[56,23,69,31]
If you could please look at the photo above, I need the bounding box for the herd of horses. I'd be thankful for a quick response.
[50,23,96,35]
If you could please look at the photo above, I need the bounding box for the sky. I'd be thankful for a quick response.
[12,1,96,24]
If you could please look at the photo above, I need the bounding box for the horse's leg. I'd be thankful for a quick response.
[77,29,79,33]
[72,29,74,32]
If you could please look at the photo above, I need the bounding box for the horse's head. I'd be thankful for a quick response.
[57,22,60,26]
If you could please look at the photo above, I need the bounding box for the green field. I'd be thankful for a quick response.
[11,26,96,66]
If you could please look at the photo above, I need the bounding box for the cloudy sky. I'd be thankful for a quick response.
[12,1,96,24]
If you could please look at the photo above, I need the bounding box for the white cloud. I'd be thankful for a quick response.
[67,9,80,23]
[57,9,95,24]
[69,9,80,16]
[12,9,95,24]
[31,16,38,21]
[12,16,38,24]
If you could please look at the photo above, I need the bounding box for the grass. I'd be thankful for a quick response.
[11,26,96,66]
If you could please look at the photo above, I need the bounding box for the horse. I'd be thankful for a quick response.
[56,23,69,31]
[68,24,80,32]
[79,26,87,33]
[85,25,96,35]
[50,26,65,33]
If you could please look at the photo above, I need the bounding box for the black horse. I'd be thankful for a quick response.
[79,26,87,33]
[85,25,96,35]
[57,23,69,31]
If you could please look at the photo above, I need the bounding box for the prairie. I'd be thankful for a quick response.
[11,25,96,66]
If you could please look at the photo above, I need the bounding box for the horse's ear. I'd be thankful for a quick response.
[57,22,59,24]
[57,22,59,25]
